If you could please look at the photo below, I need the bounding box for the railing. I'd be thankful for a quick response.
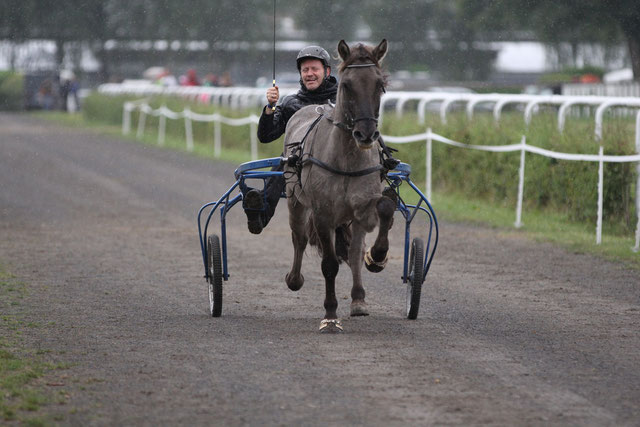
[122,92,640,252]
[122,101,260,160]
[101,82,297,110]
[384,129,640,252]
[563,82,640,97]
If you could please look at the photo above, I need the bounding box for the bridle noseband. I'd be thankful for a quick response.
[334,63,382,132]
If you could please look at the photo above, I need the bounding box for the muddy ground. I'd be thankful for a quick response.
[0,113,639,426]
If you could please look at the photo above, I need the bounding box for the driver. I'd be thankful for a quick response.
[243,46,338,234]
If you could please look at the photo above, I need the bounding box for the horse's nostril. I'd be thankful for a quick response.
[353,130,364,141]
[372,131,380,140]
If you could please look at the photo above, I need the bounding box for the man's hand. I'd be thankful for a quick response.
[264,86,279,115]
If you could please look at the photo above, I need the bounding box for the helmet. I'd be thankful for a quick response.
[296,46,331,71]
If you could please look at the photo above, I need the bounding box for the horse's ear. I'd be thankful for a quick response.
[338,40,350,62]
[373,39,388,63]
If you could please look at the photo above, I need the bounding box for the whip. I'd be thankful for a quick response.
[271,0,277,111]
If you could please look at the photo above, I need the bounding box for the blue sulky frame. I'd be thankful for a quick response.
[197,157,438,286]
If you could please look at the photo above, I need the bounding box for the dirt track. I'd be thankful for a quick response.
[1,113,639,426]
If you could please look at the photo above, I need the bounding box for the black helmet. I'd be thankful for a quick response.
[296,46,331,71]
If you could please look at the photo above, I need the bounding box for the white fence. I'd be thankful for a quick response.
[384,129,640,252]
[101,81,297,110]
[563,82,640,97]
[110,82,640,251]
[123,100,261,160]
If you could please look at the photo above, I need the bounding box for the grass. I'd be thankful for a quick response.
[0,266,70,424]
[400,186,640,269]
[33,107,640,269]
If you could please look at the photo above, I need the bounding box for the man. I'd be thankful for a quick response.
[243,46,338,234]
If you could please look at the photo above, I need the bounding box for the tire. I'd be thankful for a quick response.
[406,238,424,320]
[207,234,223,317]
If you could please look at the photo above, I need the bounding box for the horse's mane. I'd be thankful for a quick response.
[337,43,389,87]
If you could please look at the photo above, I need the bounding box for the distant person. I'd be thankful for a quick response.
[37,79,55,110]
[182,69,200,86]
[242,46,337,234]
[59,70,75,111]
[219,71,233,87]
[68,76,80,112]
[203,73,219,87]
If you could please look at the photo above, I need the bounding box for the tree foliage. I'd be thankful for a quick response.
[0,0,638,80]
[458,0,639,78]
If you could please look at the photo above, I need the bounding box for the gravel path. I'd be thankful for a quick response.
[1,113,639,426]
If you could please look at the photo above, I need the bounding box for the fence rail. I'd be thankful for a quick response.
[122,98,640,252]
[123,100,260,159]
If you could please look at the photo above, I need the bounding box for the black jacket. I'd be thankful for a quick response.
[257,76,338,143]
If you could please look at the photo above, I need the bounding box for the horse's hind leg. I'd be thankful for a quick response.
[285,200,307,291]
[348,223,369,316]
[364,192,397,273]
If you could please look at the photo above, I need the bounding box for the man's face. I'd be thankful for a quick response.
[300,58,328,91]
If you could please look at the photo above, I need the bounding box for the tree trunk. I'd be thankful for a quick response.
[94,41,109,83]
[55,39,65,70]
[617,15,640,81]
[627,35,640,81]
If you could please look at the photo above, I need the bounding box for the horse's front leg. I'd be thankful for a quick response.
[348,222,369,316]
[365,191,397,273]
[315,220,342,332]
[286,199,307,291]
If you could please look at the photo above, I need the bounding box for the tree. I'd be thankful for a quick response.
[362,0,496,80]
[460,0,640,80]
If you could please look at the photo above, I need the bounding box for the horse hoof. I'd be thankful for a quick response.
[350,301,369,317]
[319,319,344,333]
[285,272,304,291]
[364,247,388,273]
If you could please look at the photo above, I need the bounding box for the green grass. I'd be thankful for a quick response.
[400,187,640,269]
[0,266,70,424]
[33,110,283,165]
[33,103,640,269]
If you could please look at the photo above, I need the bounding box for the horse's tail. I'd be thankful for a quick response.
[306,219,351,265]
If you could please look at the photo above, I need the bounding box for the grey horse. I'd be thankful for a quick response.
[282,39,396,332]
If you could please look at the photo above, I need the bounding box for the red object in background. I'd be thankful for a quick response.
[580,73,601,84]
[183,69,200,86]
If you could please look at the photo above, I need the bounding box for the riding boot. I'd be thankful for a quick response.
[242,162,285,234]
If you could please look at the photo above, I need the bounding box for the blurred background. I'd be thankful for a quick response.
[1,0,639,110]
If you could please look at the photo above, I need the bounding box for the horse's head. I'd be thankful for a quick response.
[336,39,388,150]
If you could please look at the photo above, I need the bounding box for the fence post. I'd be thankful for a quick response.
[122,102,131,135]
[634,111,640,252]
[184,107,194,152]
[250,121,258,160]
[136,105,146,140]
[515,135,526,228]
[596,146,604,245]
[426,127,432,200]
[158,105,166,146]
[214,116,221,158]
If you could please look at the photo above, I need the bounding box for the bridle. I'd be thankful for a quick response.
[333,62,383,132]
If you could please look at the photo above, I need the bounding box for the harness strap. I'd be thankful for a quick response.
[302,156,384,177]
[324,112,378,133]
[285,113,324,150]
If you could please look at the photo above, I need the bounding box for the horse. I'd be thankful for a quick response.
[282,39,396,332]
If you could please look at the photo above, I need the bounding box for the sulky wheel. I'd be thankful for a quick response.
[406,237,424,320]
[207,234,223,317]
